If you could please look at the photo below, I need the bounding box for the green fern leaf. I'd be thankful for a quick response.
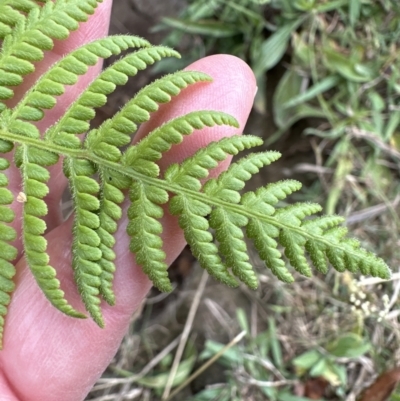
[276,203,323,276]
[169,135,264,287]
[19,145,84,318]
[205,152,282,288]
[96,169,130,305]
[0,140,17,347]
[0,5,391,348]
[87,74,217,302]
[165,135,263,190]
[247,218,293,283]
[204,151,281,202]
[242,180,303,282]
[126,112,241,290]
[241,180,303,215]
[64,157,103,325]
[170,195,238,287]
[96,70,213,154]
[302,215,345,274]
[47,45,180,145]
[127,182,170,291]
[0,0,44,39]
[124,111,239,175]
[0,0,102,111]
[7,35,150,139]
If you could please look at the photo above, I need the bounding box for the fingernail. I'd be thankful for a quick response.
[254,86,258,99]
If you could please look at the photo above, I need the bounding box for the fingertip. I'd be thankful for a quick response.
[183,53,257,124]
[185,53,257,104]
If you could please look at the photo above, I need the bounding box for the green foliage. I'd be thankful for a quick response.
[293,332,372,387]
[0,0,391,348]
[192,313,373,400]
[193,313,310,400]
[157,0,400,214]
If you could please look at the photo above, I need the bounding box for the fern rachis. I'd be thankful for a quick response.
[0,0,390,348]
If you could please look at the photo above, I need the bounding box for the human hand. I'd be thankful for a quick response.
[0,1,256,400]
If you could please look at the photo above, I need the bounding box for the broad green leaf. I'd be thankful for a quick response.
[281,75,340,109]
[292,349,322,371]
[327,333,371,358]
[314,0,349,12]
[199,340,243,366]
[384,110,400,141]
[349,0,361,26]
[273,69,326,128]
[192,387,231,401]
[253,19,302,77]
[269,317,283,369]
[323,48,373,83]
[293,0,316,12]
[137,354,196,389]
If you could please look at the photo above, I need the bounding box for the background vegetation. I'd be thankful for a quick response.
[86,0,400,400]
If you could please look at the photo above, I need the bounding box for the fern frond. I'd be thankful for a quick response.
[82,72,215,300]
[0,0,45,39]
[303,221,389,278]
[165,135,264,190]
[96,169,130,305]
[246,218,293,283]
[241,180,302,215]
[64,158,103,325]
[170,195,238,287]
[276,203,323,277]
[47,45,176,145]
[18,145,84,318]
[84,72,214,301]
[40,45,182,304]
[124,111,240,290]
[242,180,302,282]
[302,216,345,274]
[0,0,102,111]
[94,70,213,153]
[0,10,391,347]
[127,182,170,291]
[211,209,256,287]
[0,140,17,347]
[169,135,264,287]
[6,36,150,139]
[204,152,282,288]
[204,151,281,202]
[4,77,86,317]
[124,111,239,175]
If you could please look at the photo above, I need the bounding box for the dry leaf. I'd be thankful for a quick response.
[304,377,329,400]
[358,367,400,401]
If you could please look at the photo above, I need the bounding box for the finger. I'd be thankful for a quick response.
[0,55,257,401]
[4,0,113,256]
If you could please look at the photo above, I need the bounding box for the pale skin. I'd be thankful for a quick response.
[0,1,256,400]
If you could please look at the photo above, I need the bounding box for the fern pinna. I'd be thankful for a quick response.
[0,0,390,346]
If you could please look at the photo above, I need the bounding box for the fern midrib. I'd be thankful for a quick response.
[0,128,361,259]
[20,144,30,252]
